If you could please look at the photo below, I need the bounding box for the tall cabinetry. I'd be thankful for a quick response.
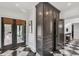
[57,19,64,49]
[36,2,60,56]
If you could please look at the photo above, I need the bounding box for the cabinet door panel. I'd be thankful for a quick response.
[36,3,43,55]
[57,19,64,49]
[43,3,53,53]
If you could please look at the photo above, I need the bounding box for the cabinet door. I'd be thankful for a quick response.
[57,19,64,49]
[43,3,53,55]
[36,3,43,55]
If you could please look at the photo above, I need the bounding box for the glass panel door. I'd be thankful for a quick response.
[17,25,24,43]
[1,17,26,52]
[4,24,12,46]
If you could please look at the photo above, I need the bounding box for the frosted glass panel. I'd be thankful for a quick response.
[50,21,52,33]
[37,25,42,36]
[17,25,24,43]
[4,24,12,46]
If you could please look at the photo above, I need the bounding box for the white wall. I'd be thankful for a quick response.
[64,20,71,34]
[27,6,36,52]
[65,18,79,34]
[65,18,79,40]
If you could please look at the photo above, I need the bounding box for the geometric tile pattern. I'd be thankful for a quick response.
[0,47,36,56]
[0,39,79,56]
[55,41,79,56]
[53,39,79,56]
[0,44,79,56]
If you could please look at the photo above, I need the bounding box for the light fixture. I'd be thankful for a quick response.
[46,11,49,15]
[67,2,72,6]
[59,24,63,28]
[15,3,26,13]
[39,12,42,16]
[16,4,19,7]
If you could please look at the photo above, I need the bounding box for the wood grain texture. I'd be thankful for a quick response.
[36,2,60,56]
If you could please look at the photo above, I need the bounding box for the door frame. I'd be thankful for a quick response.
[1,17,26,52]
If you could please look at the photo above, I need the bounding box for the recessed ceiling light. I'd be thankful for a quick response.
[67,2,72,6]
[16,4,19,7]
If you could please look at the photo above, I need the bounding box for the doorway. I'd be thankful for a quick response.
[1,17,26,52]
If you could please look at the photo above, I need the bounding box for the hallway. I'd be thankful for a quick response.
[0,2,79,56]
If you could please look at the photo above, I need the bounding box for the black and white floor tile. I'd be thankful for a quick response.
[54,39,79,56]
[0,39,79,56]
[1,44,79,56]
[0,47,36,56]
[51,44,79,56]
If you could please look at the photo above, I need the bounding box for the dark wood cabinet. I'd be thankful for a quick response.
[36,2,60,56]
[57,19,64,49]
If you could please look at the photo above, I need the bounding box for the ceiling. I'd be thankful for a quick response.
[0,2,79,13]
[50,2,79,11]
[0,2,37,13]
[0,2,79,20]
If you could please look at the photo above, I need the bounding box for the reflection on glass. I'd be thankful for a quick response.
[37,25,42,36]
[17,25,24,43]
[59,24,63,28]
[4,24,12,46]
[50,21,52,33]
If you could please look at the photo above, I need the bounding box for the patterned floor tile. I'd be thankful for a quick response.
[0,50,14,56]
[17,51,29,56]
[0,46,35,56]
